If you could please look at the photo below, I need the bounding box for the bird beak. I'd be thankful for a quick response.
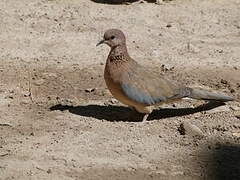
[96,39,105,46]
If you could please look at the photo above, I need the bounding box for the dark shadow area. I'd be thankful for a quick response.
[150,101,225,120]
[90,0,155,5]
[50,103,130,121]
[204,144,240,180]
[50,101,225,122]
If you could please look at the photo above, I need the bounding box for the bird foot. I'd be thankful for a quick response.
[142,114,149,123]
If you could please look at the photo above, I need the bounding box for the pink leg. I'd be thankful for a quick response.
[142,113,149,122]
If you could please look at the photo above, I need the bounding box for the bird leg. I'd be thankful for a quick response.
[142,113,149,123]
[128,106,149,122]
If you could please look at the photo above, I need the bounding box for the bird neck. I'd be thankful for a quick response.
[108,44,130,63]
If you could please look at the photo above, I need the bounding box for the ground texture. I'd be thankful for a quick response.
[0,0,240,179]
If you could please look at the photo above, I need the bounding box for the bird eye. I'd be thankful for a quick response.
[110,36,115,40]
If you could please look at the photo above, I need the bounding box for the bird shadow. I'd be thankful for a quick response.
[50,101,226,122]
[90,0,155,5]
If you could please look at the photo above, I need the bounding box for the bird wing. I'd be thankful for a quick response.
[119,61,184,105]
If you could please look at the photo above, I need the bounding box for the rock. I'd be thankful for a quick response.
[109,98,118,104]
[5,95,13,99]
[33,79,45,86]
[85,88,96,93]
[232,132,240,137]
[30,132,35,136]
[155,169,167,175]
[61,98,73,105]
[216,49,223,53]
[23,92,31,97]
[166,24,172,28]
[193,112,202,119]
[220,79,228,84]
[161,64,174,72]
[229,105,240,111]
[0,123,13,127]
[47,169,52,174]
[230,88,235,93]
[0,153,9,157]
[179,121,204,137]
[9,90,14,93]
[234,110,240,119]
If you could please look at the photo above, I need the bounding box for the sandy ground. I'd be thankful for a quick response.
[0,0,240,179]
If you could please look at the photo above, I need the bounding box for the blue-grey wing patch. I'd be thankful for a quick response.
[121,84,167,105]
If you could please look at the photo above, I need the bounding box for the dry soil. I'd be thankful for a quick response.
[0,0,240,180]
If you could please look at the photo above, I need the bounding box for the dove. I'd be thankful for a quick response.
[97,29,234,122]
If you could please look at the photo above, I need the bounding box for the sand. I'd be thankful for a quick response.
[0,0,240,179]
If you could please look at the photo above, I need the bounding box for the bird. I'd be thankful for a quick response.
[96,29,234,122]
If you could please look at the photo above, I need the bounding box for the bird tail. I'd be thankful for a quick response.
[188,88,234,102]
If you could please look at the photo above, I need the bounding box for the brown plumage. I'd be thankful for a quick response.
[97,29,234,122]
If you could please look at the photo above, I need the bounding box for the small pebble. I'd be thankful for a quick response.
[232,132,240,137]
[179,121,204,137]
[30,132,35,136]
[24,92,31,97]
[33,79,45,86]
[230,106,240,111]
[234,110,240,119]
[230,88,235,93]
[47,169,52,174]
[110,98,118,104]
[166,24,172,28]
[85,88,96,93]
[220,79,228,84]
[5,95,13,99]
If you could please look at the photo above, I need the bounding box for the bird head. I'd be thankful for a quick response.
[97,29,126,48]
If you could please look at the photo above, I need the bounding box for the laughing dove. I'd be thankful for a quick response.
[97,29,234,122]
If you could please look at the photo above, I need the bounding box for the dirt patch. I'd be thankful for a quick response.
[0,0,240,179]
